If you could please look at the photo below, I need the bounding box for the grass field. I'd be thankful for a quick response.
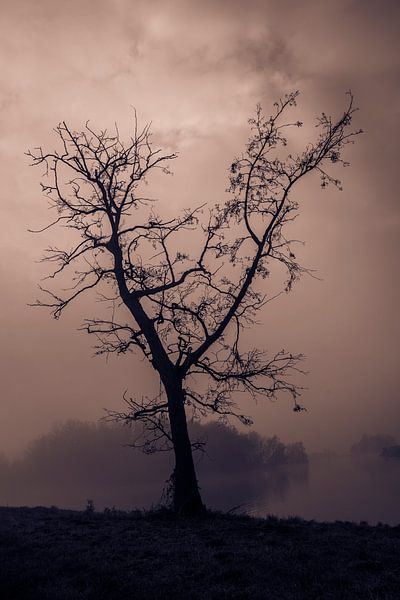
[1,506,399,599]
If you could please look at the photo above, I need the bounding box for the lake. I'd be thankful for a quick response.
[2,451,399,525]
[241,455,400,525]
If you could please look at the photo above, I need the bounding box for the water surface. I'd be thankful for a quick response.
[247,455,400,525]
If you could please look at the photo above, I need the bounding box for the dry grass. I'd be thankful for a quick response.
[1,506,399,599]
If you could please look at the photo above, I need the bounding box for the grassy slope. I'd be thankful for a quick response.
[1,506,399,599]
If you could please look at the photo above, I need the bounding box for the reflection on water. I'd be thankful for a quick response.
[2,439,399,525]
[0,421,312,513]
[249,455,400,525]
[202,463,309,513]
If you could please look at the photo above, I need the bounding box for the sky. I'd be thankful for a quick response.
[0,0,399,458]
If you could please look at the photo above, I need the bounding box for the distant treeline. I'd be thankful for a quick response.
[0,421,308,511]
[350,433,398,456]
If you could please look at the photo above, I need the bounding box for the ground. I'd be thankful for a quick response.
[1,506,399,599]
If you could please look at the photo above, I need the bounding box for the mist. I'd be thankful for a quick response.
[1,5,400,599]
[0,420,308,512]
[1,420,399,524]
[0,0,399,464]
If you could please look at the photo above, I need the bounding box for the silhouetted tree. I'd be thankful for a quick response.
[28,92,360,514]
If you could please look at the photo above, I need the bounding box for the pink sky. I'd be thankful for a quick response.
[0,0,399,456]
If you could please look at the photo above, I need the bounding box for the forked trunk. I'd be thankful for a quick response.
[165,377,206,515]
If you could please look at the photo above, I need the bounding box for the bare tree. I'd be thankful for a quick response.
[28,91,360,514]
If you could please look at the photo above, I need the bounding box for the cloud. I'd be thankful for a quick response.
[0,0,399,457]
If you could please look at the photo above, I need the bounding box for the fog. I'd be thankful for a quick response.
[1,421,399,525]
[0,421,308,512]
[0,0,399,526]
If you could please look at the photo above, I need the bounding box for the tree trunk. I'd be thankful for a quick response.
[165,377,206,516]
